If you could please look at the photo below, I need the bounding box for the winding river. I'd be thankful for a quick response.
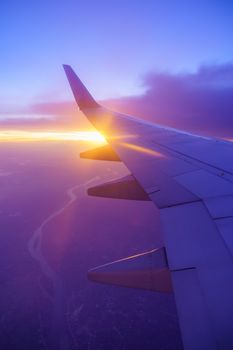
[27,177,99,349]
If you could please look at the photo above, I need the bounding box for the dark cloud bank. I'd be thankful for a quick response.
[1,63,233,139]
[106,63,233,139]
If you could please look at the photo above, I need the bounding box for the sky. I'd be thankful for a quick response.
[0,0,233,137]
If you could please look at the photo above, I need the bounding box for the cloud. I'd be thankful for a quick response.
[104,63,233,139]
[0,63,233,138]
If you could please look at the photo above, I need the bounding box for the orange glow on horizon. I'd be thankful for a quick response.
[0,130,106,144]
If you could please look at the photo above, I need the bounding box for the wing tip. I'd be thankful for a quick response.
[62,64,71,71]
[63,64,100,110]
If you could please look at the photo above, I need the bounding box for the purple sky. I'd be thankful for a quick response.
[1,1,233,100]
[0,1,233,138]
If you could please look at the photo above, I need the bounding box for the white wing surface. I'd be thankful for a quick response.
[63,65,233,350]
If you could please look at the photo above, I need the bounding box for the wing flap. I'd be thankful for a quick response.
[88,248,172,293]
[87,174,150,201]
[204,195,233,219]
[161,200,233,348]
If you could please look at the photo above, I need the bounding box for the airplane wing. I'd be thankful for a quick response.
[63,65,233,350]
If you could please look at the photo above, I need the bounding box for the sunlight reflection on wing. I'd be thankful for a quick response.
[120,142,165,158]
[107,134,137,140]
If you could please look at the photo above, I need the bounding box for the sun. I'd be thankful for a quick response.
[0,130,106,144]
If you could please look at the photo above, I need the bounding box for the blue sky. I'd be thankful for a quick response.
[1,0,233,105]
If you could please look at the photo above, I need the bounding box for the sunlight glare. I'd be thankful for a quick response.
[0,130,106,143]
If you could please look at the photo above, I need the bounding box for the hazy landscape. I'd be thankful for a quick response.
[0,141,182,349]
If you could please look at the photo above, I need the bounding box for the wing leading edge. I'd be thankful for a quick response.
[63,65,233,350]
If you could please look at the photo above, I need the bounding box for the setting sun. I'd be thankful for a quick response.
[0,130,106,143]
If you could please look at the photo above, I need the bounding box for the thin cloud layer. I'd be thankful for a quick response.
[0,101,86,131]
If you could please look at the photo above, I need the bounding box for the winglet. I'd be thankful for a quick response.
[63,65,100,110]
